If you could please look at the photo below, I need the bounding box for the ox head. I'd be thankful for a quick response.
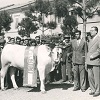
[38,44,62,65]
[50,46,62,65]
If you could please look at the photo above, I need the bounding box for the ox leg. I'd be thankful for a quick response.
[38,67,46,94]
[9,67,18,90]
[1,65,9,91]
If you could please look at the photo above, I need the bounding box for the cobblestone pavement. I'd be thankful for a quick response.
[0,81,100,100]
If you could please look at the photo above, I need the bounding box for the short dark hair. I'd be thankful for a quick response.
[91,26,98,33]
[35,36,40,39]
[24,38,29,41]
[31,39,36,43]
[64,34,70,39]
[75,30,81,35]
[21,39,24,42]
[16,36,21,41]
[10,38,15,40]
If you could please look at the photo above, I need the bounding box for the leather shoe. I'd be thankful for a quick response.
[93,93,100,97]
[89,92,94,95]
[73,88,80,91]
[81,89,86,92]
[69,80,73,83]
[60,79,66,83]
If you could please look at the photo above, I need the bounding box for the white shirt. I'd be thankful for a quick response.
[77,39,81,46]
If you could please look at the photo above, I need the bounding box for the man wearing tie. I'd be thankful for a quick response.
[71,30,86,92]
[86,26,100,97]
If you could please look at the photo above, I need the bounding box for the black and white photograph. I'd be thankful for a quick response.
[0,0,100,100]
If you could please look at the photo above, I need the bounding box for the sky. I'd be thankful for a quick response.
[0,0,32,8]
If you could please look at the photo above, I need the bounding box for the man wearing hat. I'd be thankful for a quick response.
[60,34,73,83]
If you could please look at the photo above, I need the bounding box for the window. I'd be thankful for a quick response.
[15,18,19,29]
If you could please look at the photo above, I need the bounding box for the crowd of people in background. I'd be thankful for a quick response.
[0,26,100,97]
[7,36,39,46]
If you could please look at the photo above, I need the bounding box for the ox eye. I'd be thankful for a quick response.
[51,52,54,54]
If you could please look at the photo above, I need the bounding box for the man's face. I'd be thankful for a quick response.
[0,36,5,43]
[11,39,15,44]
[90,27,97,37]
[16,39,20,44]
[75,32,80,39]
[64,38,70,43]
[35,37,40,43]
[31,42,36,46]
[24,40,28,44]
[20,40,24,45]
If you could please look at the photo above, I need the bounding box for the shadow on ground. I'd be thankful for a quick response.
[28,82,74,92]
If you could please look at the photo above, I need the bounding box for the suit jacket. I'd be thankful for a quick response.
[71,38,86,64]
[61,42,72,63]
[86,35,100,65]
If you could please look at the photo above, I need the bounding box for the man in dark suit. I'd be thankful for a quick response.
[61,34,73,83]
[86,26,100,97]
[71,30,86,92]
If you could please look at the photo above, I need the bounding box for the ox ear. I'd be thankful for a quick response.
[48,43,55,49]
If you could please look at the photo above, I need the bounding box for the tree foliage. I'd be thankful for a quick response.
[0,11,12,34]
[54,0,69,17]
[18,0,57,37]
[61,15,78,37]
[18,18,39,37]
[41,33,62,44]
[68,0,100,19]
[34,0,51,16]
[67,0,100,38]
[51,0,78,37]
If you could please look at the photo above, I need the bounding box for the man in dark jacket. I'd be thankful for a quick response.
[71,30,86,92]
[61,34,73,83]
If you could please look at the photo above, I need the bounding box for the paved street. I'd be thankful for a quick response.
[0,81,100,100]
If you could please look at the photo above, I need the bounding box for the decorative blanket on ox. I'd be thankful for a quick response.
[23,46,37,87]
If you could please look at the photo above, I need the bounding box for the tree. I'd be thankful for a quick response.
[18,17,39,37]
[68,0,100,38]
[0,10,12,35]
[61,15,78,38]
[32,0,57,35]
[53,0,78,37]
[18,0,57,37]
[54,0,69,17]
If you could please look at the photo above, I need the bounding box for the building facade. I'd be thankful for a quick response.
[0,0,100,40]
[0,0,63,40]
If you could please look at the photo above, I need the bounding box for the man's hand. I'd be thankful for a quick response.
[67,53,70,57]
[90,55,94,60]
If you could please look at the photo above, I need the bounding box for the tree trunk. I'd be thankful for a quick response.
[82,0,86,40]
[82,0,87,60]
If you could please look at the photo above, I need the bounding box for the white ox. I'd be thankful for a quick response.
[0,44,62,93]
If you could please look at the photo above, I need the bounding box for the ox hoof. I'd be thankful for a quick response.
[13,87,19,90]
[1,88,7,91]
[41,91,47,94]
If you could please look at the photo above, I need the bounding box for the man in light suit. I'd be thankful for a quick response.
[71,30,86,92]
[86,26,100,97]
